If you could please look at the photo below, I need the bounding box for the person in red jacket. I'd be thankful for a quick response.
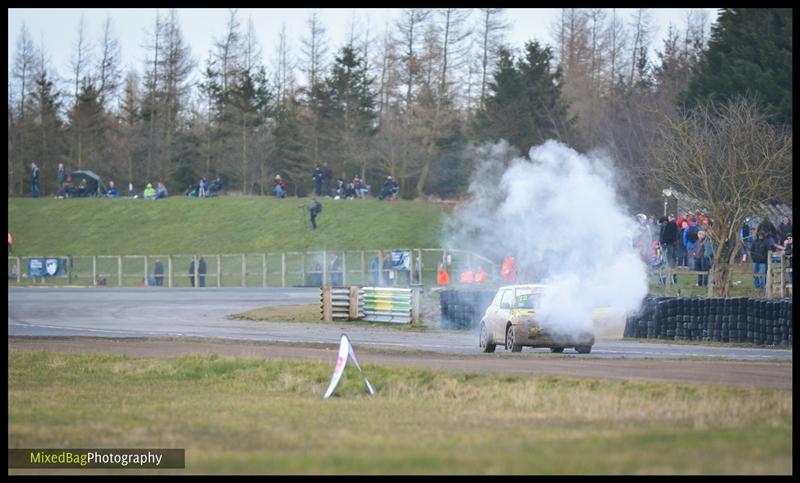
[474,266,488,283]
[437,264,450,285]
[500,256,516,281]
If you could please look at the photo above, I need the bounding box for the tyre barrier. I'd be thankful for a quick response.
[623,295,792,345]
[439,289,496,330]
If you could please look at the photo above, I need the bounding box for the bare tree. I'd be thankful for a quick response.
[437,8,472,103]
[628,8,651,87]
[273,23,294,106]
[657,98,792,296]
[395,8,431,110]
[301,9,329,90]
[70,15,92,104]
[96,16,122,110]
[475,8,508,109]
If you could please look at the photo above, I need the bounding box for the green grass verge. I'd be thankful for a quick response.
[8,196,450,256]
[229,304,432,331]
[9,350,792,474]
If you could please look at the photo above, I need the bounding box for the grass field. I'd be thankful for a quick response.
[229,304,432,331]
[8,350,792,474]
[7,196,450,256]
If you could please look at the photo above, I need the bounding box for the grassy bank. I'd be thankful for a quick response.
[8,350,792,474]
[7,196,450,256]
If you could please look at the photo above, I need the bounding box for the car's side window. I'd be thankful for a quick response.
[500,290,513,309]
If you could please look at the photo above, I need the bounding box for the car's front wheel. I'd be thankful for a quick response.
[480,323,496,353]
[506,325,522,352]
[575,345,592,354]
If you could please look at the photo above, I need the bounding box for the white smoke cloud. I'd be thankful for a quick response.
[444,140,648,336]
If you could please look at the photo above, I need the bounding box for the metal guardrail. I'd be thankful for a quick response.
[320,286,420,324]
[362,287,413,324]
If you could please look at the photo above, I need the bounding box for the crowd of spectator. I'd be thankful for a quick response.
[643,210,792,290]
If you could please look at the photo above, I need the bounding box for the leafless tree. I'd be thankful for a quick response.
[475,8,508,109]
[301,9,329,89]
[96,16,122,110]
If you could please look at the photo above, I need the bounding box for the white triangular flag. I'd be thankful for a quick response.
[323,334,376,399]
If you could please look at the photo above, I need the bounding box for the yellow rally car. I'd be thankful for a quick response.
[479,284,598,354]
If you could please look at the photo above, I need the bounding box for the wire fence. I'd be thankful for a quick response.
[7,248,497,289]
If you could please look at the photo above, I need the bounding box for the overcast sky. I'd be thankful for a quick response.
[9,8,719,86]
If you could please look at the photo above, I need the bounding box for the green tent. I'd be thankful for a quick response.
[70,170,107,196]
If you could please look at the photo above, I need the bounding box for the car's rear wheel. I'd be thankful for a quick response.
[506,325,522,352]
[480,323,496,353]
[550,347,564,353]
[575,345,592,354]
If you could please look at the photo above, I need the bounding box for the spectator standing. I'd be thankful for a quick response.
[309,199,322,229]
[154,258,164,286]
[8,232,13,254]
[57,163,66,194]
[312,165,324,196]
[382,253,392,285]
[330,254,342,286]
[321,162,333,196]
[198,177,209,198]
[660,214,679,283]
[692,230,713,287]
[676,221,689,267]
[106,180,120,197]
[683,218,699,256]
[778,216,792,242]
[371,256,381,286]
[783,234,793,284]
[31,162,40,198]
[188,256,196,287]
[757,217,779,245]
[750,232,769,289]
[198,256,207,287]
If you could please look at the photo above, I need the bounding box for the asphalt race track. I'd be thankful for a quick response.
[8,287,792,362]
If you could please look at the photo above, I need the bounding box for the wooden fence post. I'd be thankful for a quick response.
[168,255,173,288]
[117,256,123,287]
[217,254,222,288]
[242,254,246,288]
[411,287,421,324]
[144,256,148,286]
[342,251,347,286]
[301,252,306,286]
[348,285,360,320]
[322,251,328,287]
[262,253,267,288]
[765,251,773,297]
[281,252,286,288]
[322,286,332,322]
[361,250,366,285]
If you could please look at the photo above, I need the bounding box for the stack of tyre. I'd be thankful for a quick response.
[624,296,792,345]
[439,289,496,330]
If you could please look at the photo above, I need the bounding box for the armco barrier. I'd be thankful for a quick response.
[320,286,418,324]
[624,295,792,345]
[362,287,413,324]
[439,289,496,330]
